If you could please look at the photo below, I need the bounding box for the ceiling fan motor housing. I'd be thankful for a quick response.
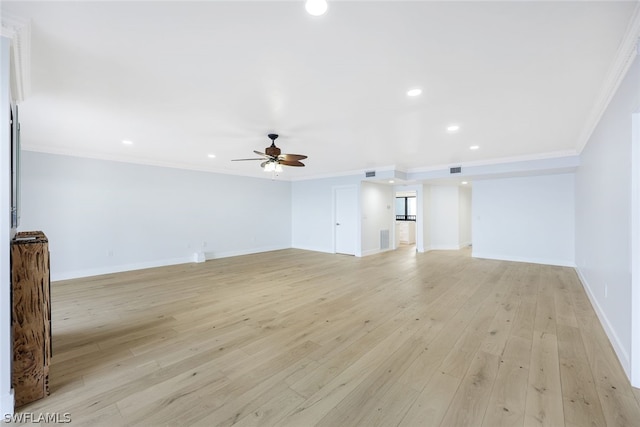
[265,145,281,157]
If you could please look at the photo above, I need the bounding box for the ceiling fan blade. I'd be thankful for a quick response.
[231,158,264,161]
[260,161,268,168]
[278,154,307,161]
[279,160,305,167]
[253,150,268,157]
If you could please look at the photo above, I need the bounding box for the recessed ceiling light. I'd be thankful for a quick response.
[389,180,395,184]
[469,145,479,150]
[122,140,133,145]
[446,125,460,132]
[461,181,468,185]
[407,88,422,97]
[207,154,216,158]
[305,0,328,16]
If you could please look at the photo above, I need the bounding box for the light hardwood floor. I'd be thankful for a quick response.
[15,246,640,426]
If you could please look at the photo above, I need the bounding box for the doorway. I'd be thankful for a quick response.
[395,190,417,249]
[334,185,358,255]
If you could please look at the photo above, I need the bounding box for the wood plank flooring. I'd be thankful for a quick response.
[14,246,640,426]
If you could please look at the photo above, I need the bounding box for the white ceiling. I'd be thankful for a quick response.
[2,0,638,180]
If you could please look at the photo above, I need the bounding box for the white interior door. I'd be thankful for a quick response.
[334,186,358,255]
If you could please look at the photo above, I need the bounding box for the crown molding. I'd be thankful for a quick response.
[21,144,307,182]
[405,149,578,175]
[289,164,400,182]
[1,14,31,102]
[576,1,640,154]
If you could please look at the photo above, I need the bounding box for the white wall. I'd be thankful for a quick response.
[575,55,640,382]
[430,185,461,250]
[634,113,640,386]
[458,186,472,247]
[472,173,575,267]
[291,175,361,253]
[421,184,430,252]
[20,151,292,280]
[1,36,15,417]
[361,181,394,256]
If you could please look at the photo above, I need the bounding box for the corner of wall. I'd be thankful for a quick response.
[575,267,631,378]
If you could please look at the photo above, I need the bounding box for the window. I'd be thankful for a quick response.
[395,196,416,221]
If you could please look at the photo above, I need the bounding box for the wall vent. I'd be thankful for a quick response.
[450,166,462,174]
[365,171,376,178]
[380,229,390,250]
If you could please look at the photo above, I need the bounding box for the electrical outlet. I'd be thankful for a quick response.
[107,250,114,257]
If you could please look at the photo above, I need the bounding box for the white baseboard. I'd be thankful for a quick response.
[1,389,14,418]
[51,245,293,281]
[51,256,193,281]
[471,251,575,267]
[205,245,290,260]
[575,268,631,379]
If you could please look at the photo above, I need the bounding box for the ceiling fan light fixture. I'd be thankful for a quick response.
[263,161,283,173]
[305,0,328,16]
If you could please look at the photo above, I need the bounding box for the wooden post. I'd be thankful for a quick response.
[11,231,51,407]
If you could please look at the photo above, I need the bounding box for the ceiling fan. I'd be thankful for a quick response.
[232,134,307,172]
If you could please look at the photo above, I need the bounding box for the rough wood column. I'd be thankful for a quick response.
[11,231,51,407]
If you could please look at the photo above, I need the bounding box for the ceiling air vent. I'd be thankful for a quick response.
[450,166,462,174]
[365,171,376,178]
